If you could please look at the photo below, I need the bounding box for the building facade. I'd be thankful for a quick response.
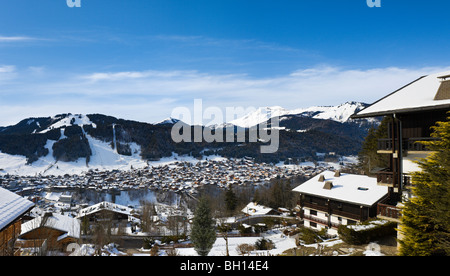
[293,170,388,235]
[0,187,35,256]
[352,70,450,244]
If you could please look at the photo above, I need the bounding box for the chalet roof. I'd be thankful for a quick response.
[352,70,450,119]
[20,213,80,239]
[292,171,388,207]
[241,202,275,216]
[0,187,35,231]
[77,201,132,218]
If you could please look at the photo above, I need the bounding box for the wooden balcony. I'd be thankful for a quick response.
[377,171,395,187]
[377,137,439,153]
[302,214,341,229]
[404,137,437,152]
[301,202,363,222]
[377,203,402,223]
[377,138,394,152]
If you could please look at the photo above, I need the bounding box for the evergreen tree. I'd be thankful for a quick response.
[224,185,237,215]
[358,116,390,175]
[190,196,217,256]
[399,113,450,256]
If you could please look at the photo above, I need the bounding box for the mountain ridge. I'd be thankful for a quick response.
[0,102,380,176]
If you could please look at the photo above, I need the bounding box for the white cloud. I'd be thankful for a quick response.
[0,65,16,73]
[0,36,35,42]
[1,65,450,126]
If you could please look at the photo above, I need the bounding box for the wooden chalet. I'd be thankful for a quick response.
[293,170,388,235]
[0,187,35,256]
[352,70,450,222]
[352,70,450,247]
[18,212,80,254]
[77,201,133,222]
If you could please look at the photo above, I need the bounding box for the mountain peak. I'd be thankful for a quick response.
[156,117,181,125]
[226,101,369,128]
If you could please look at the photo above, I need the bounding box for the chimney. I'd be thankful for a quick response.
[435,75,450,100]
[318,175,325,182]
[323,181,333,190]
[334,170,341,177]
[43,212,53,218]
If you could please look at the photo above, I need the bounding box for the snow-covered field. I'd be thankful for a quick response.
[0,133,228,176]
[177,230,298,256]
[73,229,385,256]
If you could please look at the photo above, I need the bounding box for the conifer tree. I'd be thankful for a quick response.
[190,196,217,256]
[399,113,450,256]
[224,185,237,215]
[358,116,390,175]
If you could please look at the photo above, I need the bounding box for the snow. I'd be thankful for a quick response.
[0,132,230,176]
[70,228,387,256]
[0,133,148,176]
[77,201,133,218]
[176,229,298,256]
[241,202,274,216]
[355,70,450,118]
[228,106,290,128]
[0,187,35,230]
[347,220,389,231]
[70,243,127,256]
[156,117,181,125]
[227,102,368,128]
[292,170,388,207]
[363,243,384,256]
[21,212,81,239]
[39,114,97,134]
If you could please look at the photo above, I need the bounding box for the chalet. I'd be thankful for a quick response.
[293,170,388,235]
[351,70,450,245]
[0,187,35,256]
[18,212,80,254]
[241,202,280,216]
[77,201,133,222]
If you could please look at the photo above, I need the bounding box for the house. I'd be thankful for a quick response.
[241,202,279,216]
[351,70,450,245]
[292,170,388,235]
[77,201,133,223]
[18,212,80,255]
[0,187,35,256]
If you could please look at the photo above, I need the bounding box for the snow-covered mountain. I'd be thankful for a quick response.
[226,102,372,128]
[0,114,147,176]
[0,103,379,176]
[155,117,181,125]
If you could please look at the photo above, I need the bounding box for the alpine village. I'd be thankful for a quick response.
[0,70,448,257]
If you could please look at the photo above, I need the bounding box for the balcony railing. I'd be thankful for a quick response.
[303,214,342,228]
[405,138,437,151]
[378,139,394,151]
[377,203,402,222]
[378,137,439,152]
[377,171,395,185]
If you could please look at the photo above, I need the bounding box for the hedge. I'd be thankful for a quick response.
[338,220,397,245]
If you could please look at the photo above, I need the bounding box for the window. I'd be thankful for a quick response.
[310,222,317,228]
[310,210,317,216]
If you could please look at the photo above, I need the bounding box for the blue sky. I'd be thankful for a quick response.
[1,0,450,125]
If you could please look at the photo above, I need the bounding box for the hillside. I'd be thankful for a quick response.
[0,103,380,175]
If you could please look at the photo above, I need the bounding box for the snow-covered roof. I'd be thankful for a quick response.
[0,187,35,231]
[353,70,450,118]
[292,171,388,207]
[20,213,80,239]
[77,201,132,218]
[241,202,274,216]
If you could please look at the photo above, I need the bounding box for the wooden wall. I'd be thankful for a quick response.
[0,220,21,256]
